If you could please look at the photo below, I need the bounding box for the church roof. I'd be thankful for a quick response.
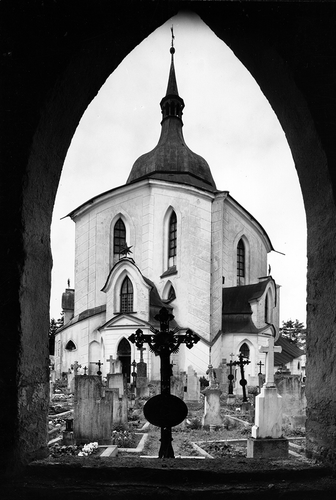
[274,336,305,366]
[126,43,217,193]
[222,278,273,333]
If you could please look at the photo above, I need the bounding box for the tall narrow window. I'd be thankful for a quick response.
[237,239,245,285]
[114,218,126,255]
[240,342,250,359]
[265,294,269,323]
[168,211,177,268]
[120,276,133,313]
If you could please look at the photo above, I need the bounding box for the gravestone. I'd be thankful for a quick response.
[109,388,128,427]
[202,363,222,428]
[247,336,289,459]
[73,376,114,445]
[136,360,149,397]
[107,373,126,397]
[170,372,184,399]
[106,355,122,374]
[214,358,227,391]
[185,365,200,402]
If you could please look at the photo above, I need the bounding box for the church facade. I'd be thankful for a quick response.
[54,44,280,391]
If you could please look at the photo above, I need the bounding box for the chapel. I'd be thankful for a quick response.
[54,41,280,390]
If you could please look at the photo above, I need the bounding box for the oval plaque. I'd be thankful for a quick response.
[144,394,188,428]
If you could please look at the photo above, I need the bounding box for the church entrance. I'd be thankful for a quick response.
[117,338,131,383]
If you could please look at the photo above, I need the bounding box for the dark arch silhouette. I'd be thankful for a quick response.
[2,1,336,473]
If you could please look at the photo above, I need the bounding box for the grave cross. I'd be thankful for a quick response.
[259,336,282,388]
[232,353,250,403]
[71,361,81,375]
[129,307,200,458]
[226,358,235,395]
[138,346,146,363]
[106,355,114,374]
[90,359,103,376]
[257,360,264,393]
[257,361,264,375]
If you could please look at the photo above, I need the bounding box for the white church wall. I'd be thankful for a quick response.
[55,313,105,377]
[222,200,269,287]
[151,182,214,342]
[72,182,150,317]
[180,340,209,377]
[210,193,227,340]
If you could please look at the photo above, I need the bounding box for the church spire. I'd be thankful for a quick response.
[126,28,217,192]
[160,26,184,123]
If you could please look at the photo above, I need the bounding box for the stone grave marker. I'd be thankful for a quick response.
[247,335,289,459]
[202,362,222,428]
[185,365,200,402]
[73,375,114,445]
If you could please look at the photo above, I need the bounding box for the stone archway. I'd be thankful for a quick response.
[2,2,336,472]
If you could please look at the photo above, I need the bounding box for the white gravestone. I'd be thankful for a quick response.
[252,336,283,439]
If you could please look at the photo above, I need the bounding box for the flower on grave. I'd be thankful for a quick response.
[78,441,98,456]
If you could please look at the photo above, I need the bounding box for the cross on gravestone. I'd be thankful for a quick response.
[227,359,235,394]
[257,361,264,375]
[259,336,282,388]
[90,360,103,376]
[232,353,250,403]
[106,355,114,374]
[71,361,81,375]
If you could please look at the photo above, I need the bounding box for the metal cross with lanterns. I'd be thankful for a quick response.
[129,307,200,458]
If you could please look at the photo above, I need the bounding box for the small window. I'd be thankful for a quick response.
[168,211,177,268]
[237,239,245,285]
[65,340,76,351]
[239,342,250,359]
[120,276,133,313]
[168,285,176,302]
[114,218,126,255]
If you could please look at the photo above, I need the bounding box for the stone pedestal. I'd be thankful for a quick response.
[247,437,289,459]
[249,384,288,459]
[202,387,222,427]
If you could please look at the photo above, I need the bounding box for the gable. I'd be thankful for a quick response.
[99,313,148,330]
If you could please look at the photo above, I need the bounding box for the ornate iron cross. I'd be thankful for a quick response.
[129,307,200,458]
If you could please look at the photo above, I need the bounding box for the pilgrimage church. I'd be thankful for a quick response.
[54,39,280,390]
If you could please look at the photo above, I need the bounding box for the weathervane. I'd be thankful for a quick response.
[171,25,175,48]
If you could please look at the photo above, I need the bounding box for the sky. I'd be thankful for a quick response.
[50,11,307,326]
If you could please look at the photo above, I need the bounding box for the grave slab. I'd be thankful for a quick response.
[247,437,289,459]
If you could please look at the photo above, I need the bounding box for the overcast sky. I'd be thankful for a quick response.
[50,11,307,326]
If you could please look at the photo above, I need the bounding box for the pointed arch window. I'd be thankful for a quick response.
[114,218,126,255]
[240,342,250,359]
[168,284,176,302]
[168,211,177,268]
[265,294,269,323]
[237,239,245,286]
[120,276,133,313]
[65,340,76,351]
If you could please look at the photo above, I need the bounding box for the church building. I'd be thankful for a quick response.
[54,41,280,391]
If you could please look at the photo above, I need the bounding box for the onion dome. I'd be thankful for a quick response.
[126,41,217,192]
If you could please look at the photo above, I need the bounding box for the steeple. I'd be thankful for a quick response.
[160,28,184,123]
[126,30,217,192]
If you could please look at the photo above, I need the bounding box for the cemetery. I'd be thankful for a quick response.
[47,308,308,463]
